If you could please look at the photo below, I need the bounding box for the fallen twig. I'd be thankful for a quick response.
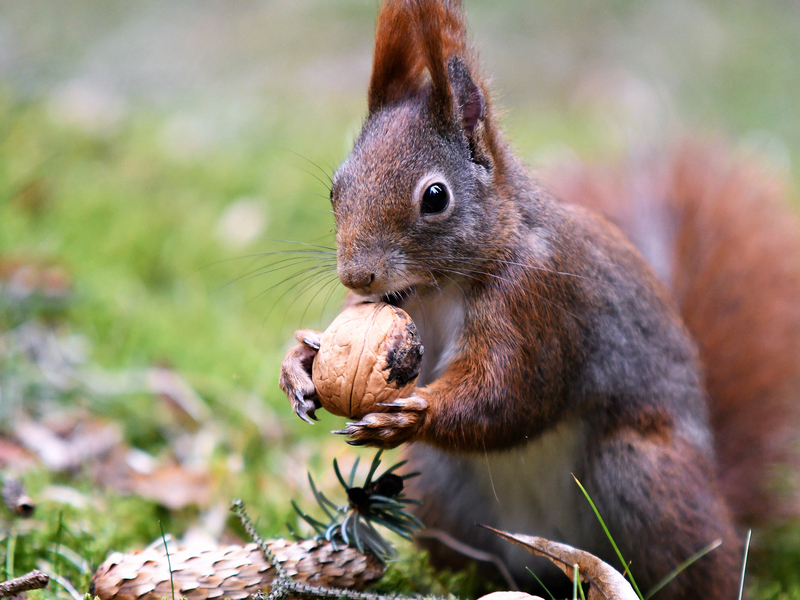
[0,570,50,598]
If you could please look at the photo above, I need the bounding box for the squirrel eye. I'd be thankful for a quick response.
[421,183,449,215]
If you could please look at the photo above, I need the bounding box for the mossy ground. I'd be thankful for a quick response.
[1,1,800,598]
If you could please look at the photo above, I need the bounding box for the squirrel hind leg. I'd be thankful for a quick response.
[540,139,800,525]
[582,426,743,600]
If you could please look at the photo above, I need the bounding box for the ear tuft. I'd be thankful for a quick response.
[368,0,473,118]
[368,1,426,112]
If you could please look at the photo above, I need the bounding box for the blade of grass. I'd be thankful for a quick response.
[525,567,556,600]
[6,532,16,579]
[573,474,644,600]
[159,520,176,600]
[577,564,586,600]
[47,571,82,600]
[738,529,752,600]
[53,510,64,578]
[644,538,722,600]
[573,564,578,600]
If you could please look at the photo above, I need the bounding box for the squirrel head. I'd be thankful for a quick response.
[331,0,510,299]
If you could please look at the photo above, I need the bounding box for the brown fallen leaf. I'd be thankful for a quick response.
[89,540,385,600]
[92,447,212,510]
[0,436,35,470]
[15,417,122,473]
[483,526,639,600]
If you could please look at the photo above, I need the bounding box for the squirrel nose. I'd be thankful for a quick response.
[339,266,376,291]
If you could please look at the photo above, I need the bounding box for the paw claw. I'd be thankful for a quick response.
[302,337,321,350]
[297,410,315,425]
[295,329,323,349]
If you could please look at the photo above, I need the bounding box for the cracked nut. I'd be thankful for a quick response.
[312,302,424,419]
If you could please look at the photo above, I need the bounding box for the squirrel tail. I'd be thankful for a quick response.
[542,138,800,525]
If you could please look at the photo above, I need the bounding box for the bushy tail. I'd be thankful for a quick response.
[542,139,800,524]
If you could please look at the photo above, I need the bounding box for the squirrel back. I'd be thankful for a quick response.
[541,142,800,525]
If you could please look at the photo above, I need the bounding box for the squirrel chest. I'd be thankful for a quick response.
[400,283,466,386]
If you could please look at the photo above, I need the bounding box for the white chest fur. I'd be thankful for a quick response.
[401,284,466,386]
[407,420,592,578]
[468,420,587,544]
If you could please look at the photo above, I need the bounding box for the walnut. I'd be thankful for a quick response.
[312,302,424,419]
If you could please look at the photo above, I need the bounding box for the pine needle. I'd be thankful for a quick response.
[644,538,721,600]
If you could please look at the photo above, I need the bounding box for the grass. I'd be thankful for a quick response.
[1,1,800,598]
[2,92,800,600]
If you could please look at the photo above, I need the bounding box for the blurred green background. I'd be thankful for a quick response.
[0,0,799,598]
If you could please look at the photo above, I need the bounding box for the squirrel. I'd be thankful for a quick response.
[278,1,800,598]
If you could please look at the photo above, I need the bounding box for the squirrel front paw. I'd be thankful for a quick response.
[279,329,323,424]
[333,395,428,449]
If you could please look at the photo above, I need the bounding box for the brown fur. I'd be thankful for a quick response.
[280,2,800,597]
[369,0,466,115]
[542,141,800,524]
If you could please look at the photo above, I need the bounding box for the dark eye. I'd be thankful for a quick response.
[421,183,449,215]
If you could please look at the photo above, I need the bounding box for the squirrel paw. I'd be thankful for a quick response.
[279,330,323,424]
[333,395,428,448]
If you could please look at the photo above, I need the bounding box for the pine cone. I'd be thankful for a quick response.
[90,539,385,600]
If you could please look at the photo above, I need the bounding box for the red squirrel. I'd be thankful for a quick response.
[279,1,800,597]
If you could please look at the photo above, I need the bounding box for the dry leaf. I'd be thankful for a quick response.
[15,417,122,473]
[484,527,638,600]
[92,447,211,510]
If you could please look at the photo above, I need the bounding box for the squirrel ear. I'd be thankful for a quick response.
[368,1,425,113]
[447,57,485,137]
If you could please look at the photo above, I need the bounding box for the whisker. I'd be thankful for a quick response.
[433,265,583,322]
[300,273,343,326]
[425,267,444,302]
[438,271,469,304]
[320,277,346,320]
[195,248,335,276]
[403,257,562,297]
[456,240,623,269]
[259,238,336,251]
[284,271,339,326]
[230,256,336,288]
[409,255,630,289]
[282,148,334,186]
[288,164,333,194]
[262,267,337,322]
[250,264,336,305]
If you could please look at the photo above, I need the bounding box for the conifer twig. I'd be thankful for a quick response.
[0,570,50,598]
[231,500,445,600]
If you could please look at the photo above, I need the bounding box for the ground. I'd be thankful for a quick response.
[1,1,799,598]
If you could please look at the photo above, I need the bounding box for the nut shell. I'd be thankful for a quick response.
[312,302,423,419]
